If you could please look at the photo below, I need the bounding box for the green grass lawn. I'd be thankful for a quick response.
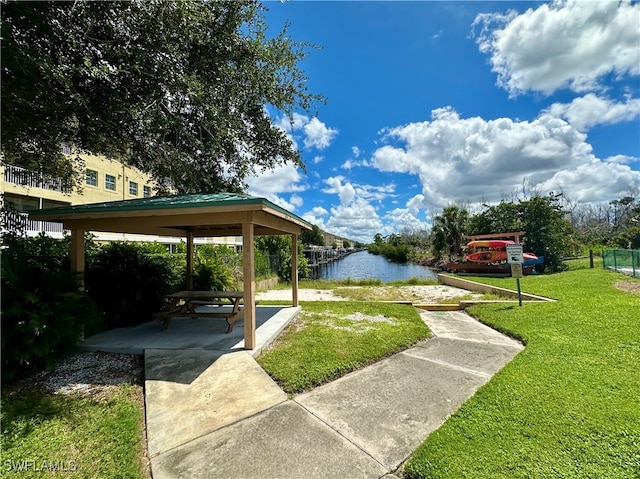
[404,268,640,478]
[1,384,147,479]
[257,301,431,394]
[5,266,637,478]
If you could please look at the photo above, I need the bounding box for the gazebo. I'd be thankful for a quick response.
[29,193,312,349]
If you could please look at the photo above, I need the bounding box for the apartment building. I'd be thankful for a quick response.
[1,152,241,249]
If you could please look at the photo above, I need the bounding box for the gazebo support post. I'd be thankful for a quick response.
[242,222,256,349]
[291,234,299,307]
[70,228,85,291]
[186,231,194,290]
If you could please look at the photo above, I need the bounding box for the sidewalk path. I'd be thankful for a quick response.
[147,310,523,478]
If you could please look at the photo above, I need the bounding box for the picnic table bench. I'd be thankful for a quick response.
[154,290,244,333]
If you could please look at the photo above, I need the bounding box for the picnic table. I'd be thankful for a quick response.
[154,290,244,333]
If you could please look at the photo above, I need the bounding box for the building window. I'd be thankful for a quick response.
[129,181,138,196]
[105,174,116,191]
[143,185,151,198]
[86,169,98,187]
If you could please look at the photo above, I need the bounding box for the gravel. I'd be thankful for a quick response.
[10,351,144,399]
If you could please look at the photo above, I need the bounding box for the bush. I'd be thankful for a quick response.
[255,236,310,282]
[85,242,183,329]
[193,246,237,291]
[1,233,101,384]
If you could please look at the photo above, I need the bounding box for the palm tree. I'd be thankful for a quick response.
[432,205,469,260]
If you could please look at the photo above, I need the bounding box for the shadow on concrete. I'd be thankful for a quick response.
[79,305,299,360]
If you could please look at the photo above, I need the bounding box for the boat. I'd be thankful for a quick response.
[446,233,543,276]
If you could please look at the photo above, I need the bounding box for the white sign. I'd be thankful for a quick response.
[506,244,524,264]
[511,262,524,278]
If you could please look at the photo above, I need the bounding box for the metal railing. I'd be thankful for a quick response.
[3,164,71,194]
[603,249,639,278]
[1,210,65,236]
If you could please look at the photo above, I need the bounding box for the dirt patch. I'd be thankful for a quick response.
[257,285,483,303]
[615,280,640,294]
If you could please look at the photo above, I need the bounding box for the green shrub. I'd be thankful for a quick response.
[85,242,183,329]
[254,248,273,279]
[255,236,310,282]
[1,233,101,384]
[193,247,237,291]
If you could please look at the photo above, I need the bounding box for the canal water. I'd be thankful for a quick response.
[315,250,438,282]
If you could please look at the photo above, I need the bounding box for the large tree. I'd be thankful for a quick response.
[431,205,469,259]
[1,0,321,192]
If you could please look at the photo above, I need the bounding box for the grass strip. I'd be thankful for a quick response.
[1,384,147,479]
[257,301,431,394]
[404,268,640,478]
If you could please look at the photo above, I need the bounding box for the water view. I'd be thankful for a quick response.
[315,250,438,282]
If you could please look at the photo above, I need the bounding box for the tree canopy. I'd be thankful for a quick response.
[300,224,324,246]
[1,0,322,192]
[467,195,574,272]
[431,205,469,260]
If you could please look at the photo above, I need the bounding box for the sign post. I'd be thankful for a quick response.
[506,244,524,307]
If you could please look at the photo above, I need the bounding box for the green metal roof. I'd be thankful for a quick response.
[32,192,313,228]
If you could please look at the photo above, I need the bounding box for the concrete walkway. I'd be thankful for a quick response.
[146,309,523,479]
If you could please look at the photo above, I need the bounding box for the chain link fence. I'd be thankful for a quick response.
[603,249,640,278]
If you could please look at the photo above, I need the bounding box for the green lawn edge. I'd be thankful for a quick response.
[403,268,640,478]
[257,301,431,395]
[1,384,147,479]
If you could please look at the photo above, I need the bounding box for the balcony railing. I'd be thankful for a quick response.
[3,164,71,194]
[1,210,66,236]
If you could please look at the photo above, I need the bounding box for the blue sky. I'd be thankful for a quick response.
[245,0,640,243]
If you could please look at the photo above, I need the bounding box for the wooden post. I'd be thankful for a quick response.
[186,231,194,291]
[70,228,85,291]
[242,222,256,350]
[589,249,594,269]
[291,233,299,307]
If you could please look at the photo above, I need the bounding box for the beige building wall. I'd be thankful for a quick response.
[2,154,242,248]
[77,154,155,204]
[1,154,155,209]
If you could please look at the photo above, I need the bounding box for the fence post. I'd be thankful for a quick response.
[589,250,594,269]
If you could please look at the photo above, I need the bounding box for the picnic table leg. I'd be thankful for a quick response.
[162,316,171,330]
[225,299,243,333]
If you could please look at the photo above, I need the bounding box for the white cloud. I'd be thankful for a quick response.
[382,195,432,235]
[301,206,329,231]
[545,93,640,131]
[474,0,640,95]
[303,117,339,150]
[382,208,430,236]
[290,194,304,209]
[371,106,640,208]
[245,163,307,211]
[341,158,372,170]
[323,176,356,206]
[606,154,637,165]
[375,195,433,237]
[537,159,640,203]
[326,197,383,244]
[353,182,395,202]
[312,176,386,243]
[309,206,329,217]
[273,113,338,151]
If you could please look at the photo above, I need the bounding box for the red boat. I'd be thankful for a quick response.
[464,240,513,263]
[446,233,543,276]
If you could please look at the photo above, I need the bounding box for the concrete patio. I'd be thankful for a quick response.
[78,305,301,357]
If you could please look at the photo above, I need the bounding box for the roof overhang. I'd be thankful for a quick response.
[29,193,313,237]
